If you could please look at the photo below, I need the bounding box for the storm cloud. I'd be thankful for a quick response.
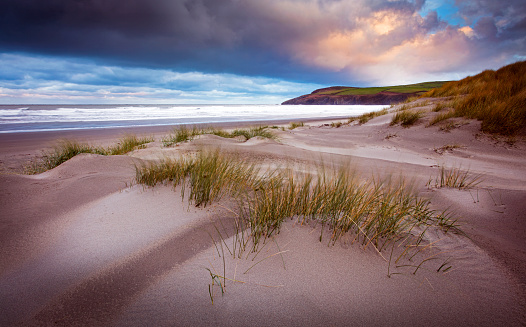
[0,0,525,103]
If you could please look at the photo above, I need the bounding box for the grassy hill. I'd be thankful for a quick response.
[283,82,448,105]
[315,82,447,96]
[423,61,526,135]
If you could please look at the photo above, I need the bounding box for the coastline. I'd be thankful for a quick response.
[0,116,349,174]
[1,101,525,326]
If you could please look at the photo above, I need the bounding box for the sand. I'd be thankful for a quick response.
[1,101,525,326]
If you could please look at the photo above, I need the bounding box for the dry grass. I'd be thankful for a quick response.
[432,101,452,112]
[423,61,526,135]
[26,135,153,174]
[427,110,456,126]
[162,125,276,146]
[288,122,305,130]
[137,151,464,299]
[428,167,482,189]
[136,151,461,252]
[390,110,424,127]
[357,108,388,124]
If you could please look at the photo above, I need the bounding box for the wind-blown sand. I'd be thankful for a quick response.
[1,101,525,326]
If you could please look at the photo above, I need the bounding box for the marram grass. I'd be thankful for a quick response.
[136,151,462,252]
[288,121,305,130]
[26,134,153,174]
[428,166,482,189]
[162,125,276,146]
[358,108,388,124]
[390,110,424,127]
[423,60,526,135]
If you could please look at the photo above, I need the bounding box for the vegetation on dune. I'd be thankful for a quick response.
[26,134,153,174]
[427,110,456,126]
[428,167,482,190]
[162,125,276,146]
[356,108,389,124]
[423,61,526,135]
[136,150,461,254]
[317,82,447,96]
[288,121,305,130]
[390,110,424,127]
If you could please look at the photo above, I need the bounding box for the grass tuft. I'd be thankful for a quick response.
[390,110,423,127]
[107,134,154,155]
[358,108,388,124]
[26,134,152,174]
[162,125,202,146]
[288,122,305,130]
[162,125,276,146]
[428,167,482,189]
[427,110,456,126]
[231,126,275,140]
[136,151,462,252]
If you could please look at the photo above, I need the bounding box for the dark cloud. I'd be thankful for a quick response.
[0,0,317,80]
[474,17,498,40]
[454,0,526,38]
[0,0,440,83]
[0,0,524,88]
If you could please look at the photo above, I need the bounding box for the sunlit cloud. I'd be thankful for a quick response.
[0,0,524,103]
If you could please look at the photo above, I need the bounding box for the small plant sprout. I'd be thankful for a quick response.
[429,166,482,189]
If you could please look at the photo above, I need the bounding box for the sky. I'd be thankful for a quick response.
[0,0,525,104]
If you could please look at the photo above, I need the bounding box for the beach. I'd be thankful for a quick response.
[1,99,525,326]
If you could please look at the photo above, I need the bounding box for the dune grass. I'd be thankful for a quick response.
[427,110,456,126]
[26,134,153,174]
[428,167,482,189]
[432,101,453,112]
[288,121,305,130]
[138,150,463,302]
[390,110,424,127]
[136,151,461,253]
[162,126,202,146]
[106,134,154,155]
[423,61,526,135]
[357,108,388,124]
[162,125,275,146]
[231,126,275,140]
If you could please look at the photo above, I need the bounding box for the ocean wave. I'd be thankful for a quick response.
[0,104,386,133]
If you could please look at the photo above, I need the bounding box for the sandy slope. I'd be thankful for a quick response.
[0,103,525,326]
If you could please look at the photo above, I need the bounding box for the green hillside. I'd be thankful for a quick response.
[317,82,447,96]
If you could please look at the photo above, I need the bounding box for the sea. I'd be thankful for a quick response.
[0,104,386,133]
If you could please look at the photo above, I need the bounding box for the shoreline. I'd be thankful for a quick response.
[0,116,350,173]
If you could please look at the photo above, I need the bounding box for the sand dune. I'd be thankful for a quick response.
[1,104,525,326]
